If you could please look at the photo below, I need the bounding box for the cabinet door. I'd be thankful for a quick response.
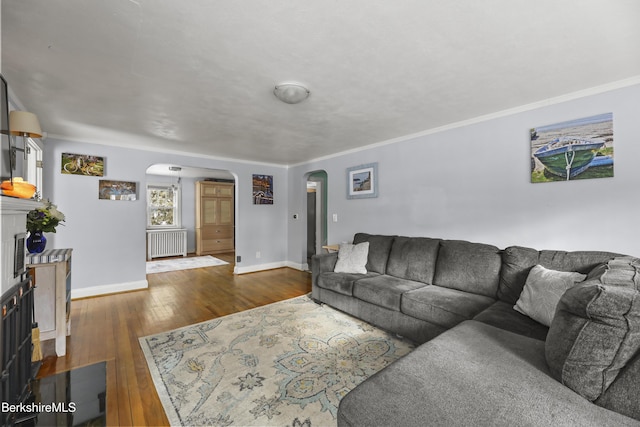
[218,198,233,226]
[200,182,233,197]
[200,197,233,227]
[215,185,234,197]
[201,198,219,226]
[201,183,218,197]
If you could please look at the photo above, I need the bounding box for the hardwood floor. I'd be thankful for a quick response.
[36,252,312,426]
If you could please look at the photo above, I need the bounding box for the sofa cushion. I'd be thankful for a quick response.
[545,257,640,401]
[353,233,395,274]
[316,271,378,296]
[386,236,441,284]
[402,285,495,329]
[473,301,549,341]
[514,265,587,327]
[432,240,501,298]
[338,321,639,427]
[498,245,621,305]
[353,275,427,311]
[334,242,369,274]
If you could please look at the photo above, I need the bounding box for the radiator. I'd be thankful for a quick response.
[147,229,187,260]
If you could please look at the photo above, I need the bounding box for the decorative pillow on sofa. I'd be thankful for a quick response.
[333,242,370,274]
[513,265,586,327]
[545,257,640,402]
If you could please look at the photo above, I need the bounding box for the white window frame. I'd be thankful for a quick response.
[146,183,182,229]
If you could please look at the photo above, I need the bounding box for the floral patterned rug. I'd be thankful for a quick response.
[139,295,414,426]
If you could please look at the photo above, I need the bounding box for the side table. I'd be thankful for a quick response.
[27,249,73,357]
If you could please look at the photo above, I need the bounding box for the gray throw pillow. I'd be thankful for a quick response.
[333,242,369,274]
[545,257,640,401]
[513,265,586,327]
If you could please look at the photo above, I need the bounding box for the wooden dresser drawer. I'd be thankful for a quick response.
[202,238,234,253]
[200,226,234,239]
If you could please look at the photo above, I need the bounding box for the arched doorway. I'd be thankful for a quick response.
[145,164,236,260]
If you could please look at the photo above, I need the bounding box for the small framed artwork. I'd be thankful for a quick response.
[61,153,105,176]
[347,163,378,199]
[252,174,273,204]
[99,180,137,201]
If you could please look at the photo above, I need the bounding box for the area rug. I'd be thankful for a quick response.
[146,256,228,274]
[139,295,415,426]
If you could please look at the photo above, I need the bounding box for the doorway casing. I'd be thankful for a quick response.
[305,170,328,269]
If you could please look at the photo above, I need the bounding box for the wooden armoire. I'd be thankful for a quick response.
[195,181,235,255]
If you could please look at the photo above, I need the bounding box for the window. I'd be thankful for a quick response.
[147,184,181,228]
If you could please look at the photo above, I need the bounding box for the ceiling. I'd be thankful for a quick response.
[3,1,640,166]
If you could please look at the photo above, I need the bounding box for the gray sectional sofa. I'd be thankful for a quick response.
[311,233,640,426]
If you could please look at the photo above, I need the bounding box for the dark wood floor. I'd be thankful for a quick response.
[37,252,312,426]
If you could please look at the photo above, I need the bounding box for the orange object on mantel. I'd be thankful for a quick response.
[1,177,36,199]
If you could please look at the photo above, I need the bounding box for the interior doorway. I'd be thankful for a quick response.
[306,171,328,267]
[145,164,236,260]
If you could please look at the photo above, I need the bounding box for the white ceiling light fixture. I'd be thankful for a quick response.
[168,166,182,188]
[274,83,310,104]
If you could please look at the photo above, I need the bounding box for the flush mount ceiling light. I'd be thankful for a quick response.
[273,83,310,104]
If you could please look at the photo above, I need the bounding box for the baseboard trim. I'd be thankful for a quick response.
[286,260,308,271]
[71,279,148,299]
[234,260,307,274]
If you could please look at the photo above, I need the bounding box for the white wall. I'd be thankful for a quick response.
[43,139,289,297]
[288,83,640,264]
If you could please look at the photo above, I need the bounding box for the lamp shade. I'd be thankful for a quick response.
[9,111,43,138]
[274,83,310,104]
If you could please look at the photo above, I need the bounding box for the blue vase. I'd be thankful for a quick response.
[27,230,47,254]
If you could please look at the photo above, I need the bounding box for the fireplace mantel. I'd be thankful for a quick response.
[0,195,43,214]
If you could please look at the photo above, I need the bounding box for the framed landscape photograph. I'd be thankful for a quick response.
[347,163,378,199]
[61,153,105,176]
[99,180,137,201]
[252,174,273,204]
[530,113,613,183]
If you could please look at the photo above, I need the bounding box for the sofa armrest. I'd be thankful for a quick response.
[311,252,338,286]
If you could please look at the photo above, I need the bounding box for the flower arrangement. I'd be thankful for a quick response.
[26,200,66,233]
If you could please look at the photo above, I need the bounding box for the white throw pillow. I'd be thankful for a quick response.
[333,242,369,274]
[514,264,587,327]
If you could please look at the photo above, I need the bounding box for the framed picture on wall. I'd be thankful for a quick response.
[99,180,137,201]
[252,174,273,204]
[347,163,378,199]
[61,153,105,176]
[530,113,613,183]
